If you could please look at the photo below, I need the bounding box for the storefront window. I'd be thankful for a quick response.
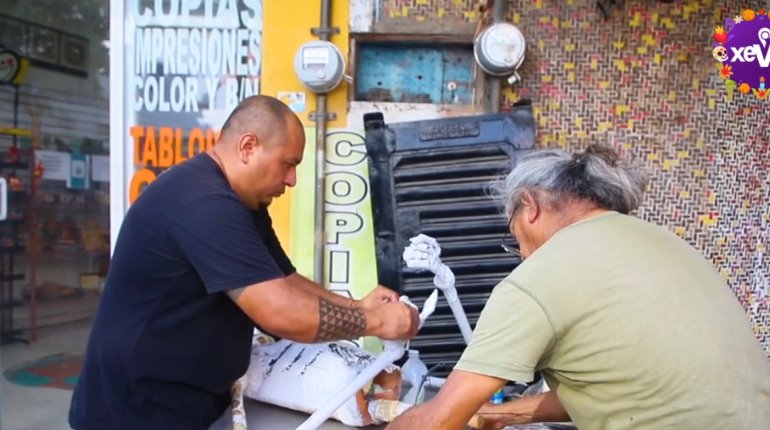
[0,0,264,426]
[0,0,109,427]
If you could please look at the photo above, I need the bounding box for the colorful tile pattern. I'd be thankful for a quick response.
[3,353,82,390]
[382,0,480,21]
[376,0,770,354]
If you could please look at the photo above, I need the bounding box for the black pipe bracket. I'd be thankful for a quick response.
[311,27,340,37]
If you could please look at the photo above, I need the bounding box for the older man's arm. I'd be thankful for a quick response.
[387,371,570,430]
[475,391,570,429]
[386,370,505,430]
[388,275,561,429]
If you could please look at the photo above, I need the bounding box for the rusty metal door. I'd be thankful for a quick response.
[364,103,536,373]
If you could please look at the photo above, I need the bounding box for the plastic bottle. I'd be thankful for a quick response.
[400,349,428,405]
[491,388,505,404]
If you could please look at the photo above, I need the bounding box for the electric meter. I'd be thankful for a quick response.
[293,41,345,93]
[474,22,526,77]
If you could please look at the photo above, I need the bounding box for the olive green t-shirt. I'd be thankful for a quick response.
[456,211,770,429]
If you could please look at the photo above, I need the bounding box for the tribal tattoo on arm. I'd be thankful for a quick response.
[314,297,367,342]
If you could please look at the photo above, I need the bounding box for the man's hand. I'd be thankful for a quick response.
[359,285,400,309]
[373,301,419,340]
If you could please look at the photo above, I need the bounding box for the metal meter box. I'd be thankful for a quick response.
[474,22,526,77]
[293,41,345,93]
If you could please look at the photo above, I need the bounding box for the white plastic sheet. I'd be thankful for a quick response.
[243,339,396,427]
[241,291,439,430]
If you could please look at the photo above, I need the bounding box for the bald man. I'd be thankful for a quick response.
[69,96,419,430]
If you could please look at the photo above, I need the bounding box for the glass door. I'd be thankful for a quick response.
[0,1,110,428]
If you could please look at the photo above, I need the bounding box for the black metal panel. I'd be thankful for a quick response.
[364,104,536,374]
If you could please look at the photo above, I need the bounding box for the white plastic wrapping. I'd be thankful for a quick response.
[243,291,439,429]
[243,339,399,427]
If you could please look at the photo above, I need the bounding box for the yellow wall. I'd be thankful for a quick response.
[261,0,350,253]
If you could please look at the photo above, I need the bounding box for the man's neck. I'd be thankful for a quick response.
[544,203,608,241]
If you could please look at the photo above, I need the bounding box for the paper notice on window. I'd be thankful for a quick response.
[91,155,109,183]
[68,153,89,190]
[34,150,71,181]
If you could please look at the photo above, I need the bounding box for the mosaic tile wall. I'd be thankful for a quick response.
[382,0,480,22]
[376,0,770,354]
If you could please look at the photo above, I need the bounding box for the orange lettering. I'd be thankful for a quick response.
[158,127,174,168]
[142,127,158,167]
[174,128,186,165]
[188,128,205,158]
[129,168,157,204]
[130,126,145,165]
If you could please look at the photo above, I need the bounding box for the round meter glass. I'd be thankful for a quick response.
[474,23,526,76]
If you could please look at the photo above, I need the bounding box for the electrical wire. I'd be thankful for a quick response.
[412,361,452,406]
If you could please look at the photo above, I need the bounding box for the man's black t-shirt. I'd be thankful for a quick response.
[69,153,295,429]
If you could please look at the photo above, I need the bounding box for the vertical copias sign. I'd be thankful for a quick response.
[713,8,770,100]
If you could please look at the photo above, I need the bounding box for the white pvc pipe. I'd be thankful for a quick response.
[447,297,473,346]
[438,286,472,346]
[295,343,405,430]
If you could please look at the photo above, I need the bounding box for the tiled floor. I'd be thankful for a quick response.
[1,320,91,430]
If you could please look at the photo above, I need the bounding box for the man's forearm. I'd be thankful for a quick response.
[477,392,570,427]
[285,274,403,342]
[229,280,383,343]
[313,295,394,342]
[285,274,387,342]
[286,273,358,308]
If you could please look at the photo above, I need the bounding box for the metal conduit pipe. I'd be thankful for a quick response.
[313,101,328,284]
[313,0,333,284]
[493,0,506,22]
[485,0,507,113]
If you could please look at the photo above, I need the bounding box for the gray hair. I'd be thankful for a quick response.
[492,144,650,217]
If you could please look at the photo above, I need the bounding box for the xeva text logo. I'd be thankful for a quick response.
[713,9,770,100]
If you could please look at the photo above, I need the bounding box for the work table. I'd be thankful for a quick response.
[208,398,575,430]
[208,399,387,430]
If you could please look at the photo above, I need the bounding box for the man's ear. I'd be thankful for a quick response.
[520,191,540,223]
[236,132,260,163]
